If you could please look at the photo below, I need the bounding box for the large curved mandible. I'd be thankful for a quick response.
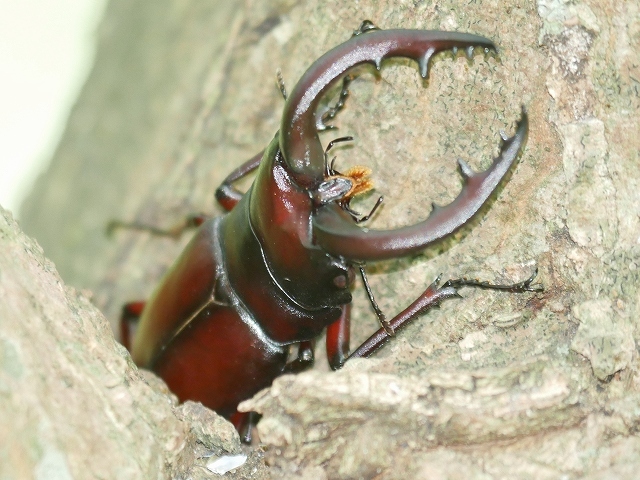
[312,108,528,261]
[279,28,497,188]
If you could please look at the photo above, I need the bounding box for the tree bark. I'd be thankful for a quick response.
[0,207,269,479]
[15,0,640,478]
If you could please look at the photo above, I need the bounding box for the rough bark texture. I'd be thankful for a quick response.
[13,0,640,478]
[0,207,268,479]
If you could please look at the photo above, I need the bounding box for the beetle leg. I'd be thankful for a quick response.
[317,21,380,131]
[107,150,264,238]
[443,267,543,293]
[215,149,264,211]
[359,266,394,335]
[119,301,145,350]
[282,340,316,374]
[346,269,541,361]
[326,304,351,370]
[230,411,261,445]
[347,275,457,360]
[106,213,208,239]
[352,20,380,36]
[317,74,353,131]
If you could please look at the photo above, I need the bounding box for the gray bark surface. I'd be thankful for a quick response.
[0,207,268,479]
[13,0,640,478]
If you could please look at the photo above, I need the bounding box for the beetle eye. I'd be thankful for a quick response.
[333,274,348,289]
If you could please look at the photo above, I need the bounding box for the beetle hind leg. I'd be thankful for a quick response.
[230,411,261,444]
[106,213,209,239]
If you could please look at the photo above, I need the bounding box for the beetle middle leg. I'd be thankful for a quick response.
[233,340,316,443]
[282,340,316,374]
[108,149,263,238]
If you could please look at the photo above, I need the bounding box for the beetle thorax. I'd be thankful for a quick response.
[248,137,353,310]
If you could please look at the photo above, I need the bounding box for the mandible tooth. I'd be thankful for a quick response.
[452,46,459,55]
[430,201,443,214]
[457,158,475,179]
[465,45,474,60]
[374,56,383,71]
[419,47,436,79]
[499,130,509,141]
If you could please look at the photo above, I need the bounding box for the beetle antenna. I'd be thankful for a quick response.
[324,136,353,176]
[325,136,353,153]
[329,156,338,175]
[316,17,371,131]
[318,22,379,130]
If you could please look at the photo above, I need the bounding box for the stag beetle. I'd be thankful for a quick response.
[115,21,541,441]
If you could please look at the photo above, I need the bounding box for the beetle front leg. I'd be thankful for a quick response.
[347,276,459,360]
[326,304,351,370]
[346,269,542,361]
[108,151,264,239]
[443,268,543,293]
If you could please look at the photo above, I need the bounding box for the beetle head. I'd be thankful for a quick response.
[248,136,356,311]
[250,28,527,309]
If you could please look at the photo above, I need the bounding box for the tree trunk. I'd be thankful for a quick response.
[15,0,640,478]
